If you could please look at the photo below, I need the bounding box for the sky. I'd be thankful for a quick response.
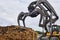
[0,0,60,31]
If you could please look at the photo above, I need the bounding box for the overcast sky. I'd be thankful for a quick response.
[0,0,60,31]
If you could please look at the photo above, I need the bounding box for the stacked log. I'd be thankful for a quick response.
[0,25,37,40]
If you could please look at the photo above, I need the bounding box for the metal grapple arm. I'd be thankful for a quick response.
[37,0,59,23]
[17,12,28,27]
[28,1,47,27]
[43,0,59,23]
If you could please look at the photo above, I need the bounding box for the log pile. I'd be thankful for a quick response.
[0,25,37,40]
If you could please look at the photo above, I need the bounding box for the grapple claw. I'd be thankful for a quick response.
[17,0,59,32]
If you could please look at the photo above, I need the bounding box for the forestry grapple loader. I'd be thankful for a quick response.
[17,0,60,40]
